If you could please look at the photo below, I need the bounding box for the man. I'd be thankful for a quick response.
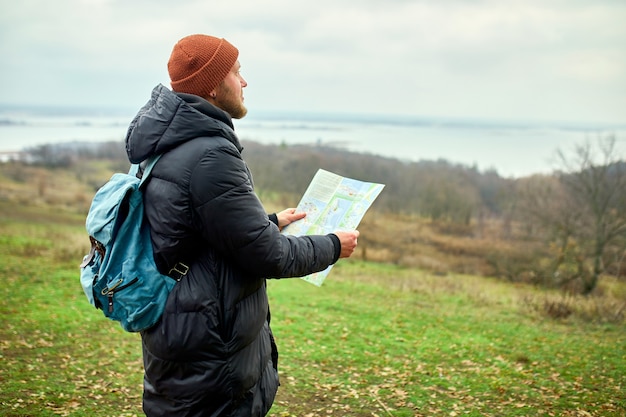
[125,34,359,416]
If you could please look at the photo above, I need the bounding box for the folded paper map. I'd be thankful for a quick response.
[281,169,385,286]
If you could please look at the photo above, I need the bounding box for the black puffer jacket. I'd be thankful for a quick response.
[126,84,340,417]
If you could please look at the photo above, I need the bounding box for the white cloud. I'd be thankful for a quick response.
[0,0,624,123]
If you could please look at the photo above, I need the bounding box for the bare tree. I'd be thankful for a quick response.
[555,135,626,294]
[515,174,582,287]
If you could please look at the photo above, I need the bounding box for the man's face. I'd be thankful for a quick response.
[214,61,248,119]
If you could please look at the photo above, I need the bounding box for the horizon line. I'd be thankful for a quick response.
[1,102,625,131]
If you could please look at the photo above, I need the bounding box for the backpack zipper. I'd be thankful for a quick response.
[101,277,140,313]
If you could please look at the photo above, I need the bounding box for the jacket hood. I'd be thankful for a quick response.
[125,84,241,164]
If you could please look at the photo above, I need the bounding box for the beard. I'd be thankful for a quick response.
[214,82,248,119]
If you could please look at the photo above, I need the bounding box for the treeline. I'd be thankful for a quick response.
[25,140,128,170]
[26,139,514,222]
[242,140,512,223]
[20,136,626,294]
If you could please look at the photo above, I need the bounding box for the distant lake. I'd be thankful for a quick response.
[1,107,624,178]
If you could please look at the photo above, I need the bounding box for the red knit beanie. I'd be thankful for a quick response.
[168,34,239,99]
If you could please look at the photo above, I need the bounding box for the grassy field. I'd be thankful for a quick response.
[0,200,624,417]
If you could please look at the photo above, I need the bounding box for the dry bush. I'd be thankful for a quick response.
[397,253,450,273]
[46,228,90,263]
[485,240,548,284]
[0,162,100,215]
[519,291,625,324]
[1,162,30,183]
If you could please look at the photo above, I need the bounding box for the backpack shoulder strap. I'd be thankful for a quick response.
[127,154,162,188]
[139,154,162,188]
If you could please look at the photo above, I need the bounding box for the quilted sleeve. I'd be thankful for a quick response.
[189,142,338,278]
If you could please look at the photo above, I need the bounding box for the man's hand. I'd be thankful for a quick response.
[333,230,360,258]
[276,208,306,230]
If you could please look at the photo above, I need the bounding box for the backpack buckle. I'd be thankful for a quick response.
[168,262,189,281]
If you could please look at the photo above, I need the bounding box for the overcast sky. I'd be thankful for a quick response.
[1,0,625,125]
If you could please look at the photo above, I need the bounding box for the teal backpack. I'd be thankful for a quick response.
[79,156,188,332]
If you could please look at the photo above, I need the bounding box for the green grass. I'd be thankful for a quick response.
[0,206,624,416]
[268,267,625,416]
